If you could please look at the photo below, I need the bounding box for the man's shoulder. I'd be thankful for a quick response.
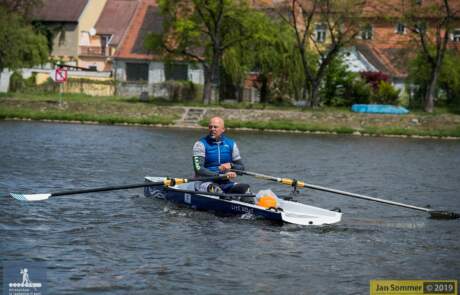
[221,135,236,144]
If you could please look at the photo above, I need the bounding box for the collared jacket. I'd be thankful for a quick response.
[192,134,244,176]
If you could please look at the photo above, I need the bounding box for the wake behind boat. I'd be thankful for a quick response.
[144,176,342,226]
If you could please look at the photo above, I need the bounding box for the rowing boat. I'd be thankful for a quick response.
[144,177,342,226]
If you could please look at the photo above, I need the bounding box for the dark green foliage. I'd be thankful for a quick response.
[320,57,372,106]
[0,6,48,71]
[373,81,400,104]
[9,72,36,92]
[407,50,460,108]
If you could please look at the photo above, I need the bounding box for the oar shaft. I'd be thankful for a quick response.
[51,182,156,197]
[298,182,431,213]
[233,170,431,213]
[8,176,227,200]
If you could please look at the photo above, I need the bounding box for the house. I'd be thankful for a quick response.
[32,0,108,68]
[79,0,139,72]
[112,0,204,97]
[263,0,460,94]
[340,0,460,91]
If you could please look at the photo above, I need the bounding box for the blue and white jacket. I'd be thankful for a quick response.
[192,134,244,176]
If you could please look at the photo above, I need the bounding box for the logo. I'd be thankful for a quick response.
[3,261,47,295]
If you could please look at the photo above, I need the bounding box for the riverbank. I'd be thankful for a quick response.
[1,94,460,138]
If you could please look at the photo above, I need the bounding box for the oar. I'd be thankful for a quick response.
[231,170,460,219]
[4,176,227,202]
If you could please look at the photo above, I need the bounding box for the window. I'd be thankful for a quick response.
[395,23,405,34]
[165,63,188,81]
[452,29,460,42]
[415,22,426,34]
[126,63,149,81]
[414,0,422,5]
[361,24,373,40]
[315,23,327,43]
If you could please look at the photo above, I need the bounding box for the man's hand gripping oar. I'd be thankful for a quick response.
[2,176,228,202]
[231,169,460,220]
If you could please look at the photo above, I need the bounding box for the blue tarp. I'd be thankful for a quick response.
[351,104,409,114]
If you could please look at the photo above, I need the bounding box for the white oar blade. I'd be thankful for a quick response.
[10,193,51,201]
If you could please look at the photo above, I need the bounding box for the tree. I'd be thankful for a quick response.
[403,0,458,112]
[407,49,460,108]
[145,0,262,104]
[222,16,305,102]
[0,5,48,72]
[277,0,364,107]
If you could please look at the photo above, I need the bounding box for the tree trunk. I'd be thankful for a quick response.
[203,66,211,105]
[424,66,439,113]
[310,80,321,107]
[202,54,220,104]
[302,78,310,106]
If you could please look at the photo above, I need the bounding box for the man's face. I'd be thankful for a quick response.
[208,118,225,140]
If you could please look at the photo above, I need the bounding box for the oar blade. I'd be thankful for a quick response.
[429,210,460,219]
[10,193,51,202]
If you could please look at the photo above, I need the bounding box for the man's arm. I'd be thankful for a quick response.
[231,143,245,172]
[193,141,219,177]
[193,155,219,177]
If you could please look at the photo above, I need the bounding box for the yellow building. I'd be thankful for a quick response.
[33,0,108,68]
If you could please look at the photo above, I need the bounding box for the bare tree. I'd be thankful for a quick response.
[277,0,364,107]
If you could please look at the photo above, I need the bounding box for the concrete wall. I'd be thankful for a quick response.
[62,79,114,96]
[0,69,12,93]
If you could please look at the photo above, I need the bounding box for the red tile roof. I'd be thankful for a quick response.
[32,0,88,22]
[114,0,163,60]
[95,0,139,46]
[356,42,412,78]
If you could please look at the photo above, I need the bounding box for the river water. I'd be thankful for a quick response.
[0,121,459,294]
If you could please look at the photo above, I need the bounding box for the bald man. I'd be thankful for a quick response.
[193,116,250,195]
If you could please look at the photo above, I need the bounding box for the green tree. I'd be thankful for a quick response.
[402,0,457,112]
[145,0,262,104]
[222,16,305,103]
[278,0,364,107]
[408,49,460,108]
[0,6,48,72]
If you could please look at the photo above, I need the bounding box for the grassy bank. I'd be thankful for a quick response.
[199,118,460,138]
[0,106,175,125]
[2,92,460,138]
[0,93,179,125]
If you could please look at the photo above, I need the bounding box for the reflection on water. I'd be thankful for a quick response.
[1,121,459,294]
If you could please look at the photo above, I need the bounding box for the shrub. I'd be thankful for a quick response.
[372,81,400,104]
[9,72,36,92]
[320,57,372,106]
[360,71,390,91]
[348,78,373,105]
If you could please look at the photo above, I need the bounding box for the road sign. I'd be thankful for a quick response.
[51,68,67,83]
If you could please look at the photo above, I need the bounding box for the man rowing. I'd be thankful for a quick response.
[192,116,250,195]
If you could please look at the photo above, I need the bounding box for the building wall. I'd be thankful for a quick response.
[114,60,204,85]
[51,23,79,58]
[79,56,109,72]
[77,0,109,67]
[114,59,204,97]
[79,0,108,35]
